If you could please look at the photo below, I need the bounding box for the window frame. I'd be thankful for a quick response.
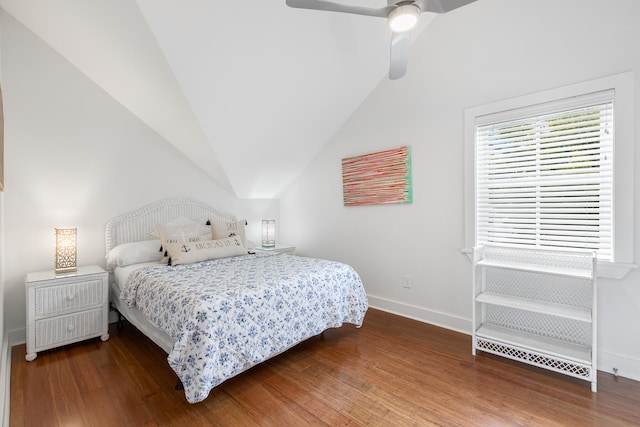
[464,72,636,279]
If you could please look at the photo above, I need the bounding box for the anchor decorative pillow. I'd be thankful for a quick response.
[164,236,247,266]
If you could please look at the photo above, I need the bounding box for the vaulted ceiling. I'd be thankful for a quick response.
[0,0,437,198]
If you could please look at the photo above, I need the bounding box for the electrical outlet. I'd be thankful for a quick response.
[402,275,411,288]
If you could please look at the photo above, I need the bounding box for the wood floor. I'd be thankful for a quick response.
[10,308,640,426]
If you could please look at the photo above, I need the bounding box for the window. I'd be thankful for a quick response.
[476,92,613,259]
[464,73,635,278]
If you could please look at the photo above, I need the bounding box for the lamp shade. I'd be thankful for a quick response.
[55,227,77,274]
[261,220,275,247]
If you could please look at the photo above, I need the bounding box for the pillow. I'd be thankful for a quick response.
[157,222,206,264]
[106,239,163,270]
[150,216,210,240]
[211,220,247,248]
[165,236,247,266]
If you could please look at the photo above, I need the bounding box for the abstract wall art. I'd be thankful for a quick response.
[342,145,413,206]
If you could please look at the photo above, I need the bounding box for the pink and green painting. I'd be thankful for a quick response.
[342,145,413,206]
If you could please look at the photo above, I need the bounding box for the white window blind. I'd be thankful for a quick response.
[475,90,614,260]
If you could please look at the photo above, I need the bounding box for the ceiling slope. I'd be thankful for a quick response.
[0,0,233,193]
[136,0,417,198]
[1,0,431,198]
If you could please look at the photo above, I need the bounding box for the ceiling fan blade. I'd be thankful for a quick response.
[415,0,477,14]
[389,31,411,80]
[286,0,393,18]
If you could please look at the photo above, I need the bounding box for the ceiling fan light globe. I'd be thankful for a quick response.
[388,4,420,32]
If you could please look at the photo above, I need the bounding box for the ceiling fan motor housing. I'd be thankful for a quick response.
[388,3,421,32]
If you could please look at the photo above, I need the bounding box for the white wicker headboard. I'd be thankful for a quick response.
[105,197,236,254]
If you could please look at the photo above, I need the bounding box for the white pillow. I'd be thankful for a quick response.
[157,223,203,244]
[150,216,210,240]
[211,220,247,248]
[106,240,163,270]
[165,237,247,266]
[157,222,208,264]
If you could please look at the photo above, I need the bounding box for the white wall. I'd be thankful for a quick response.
[280,0,640,380]
[0,12,278,337]
[0,10,8,424]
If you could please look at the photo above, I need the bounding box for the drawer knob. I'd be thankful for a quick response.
[67,324,75,332]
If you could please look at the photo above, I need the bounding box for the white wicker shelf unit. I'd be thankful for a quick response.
[472,245,597,392]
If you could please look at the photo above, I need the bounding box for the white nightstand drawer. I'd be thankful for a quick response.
[35,308,104,349]
[26,265,109,361]
[35,279,104,318]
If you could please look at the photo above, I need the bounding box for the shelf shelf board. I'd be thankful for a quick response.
[476,259,592,279]
[475,324,591,364]
[476,292,592,322]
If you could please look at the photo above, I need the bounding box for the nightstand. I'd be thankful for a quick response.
[253,244,296,255]
[25,265,109,361]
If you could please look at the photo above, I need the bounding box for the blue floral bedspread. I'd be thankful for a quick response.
[120,252,368,403]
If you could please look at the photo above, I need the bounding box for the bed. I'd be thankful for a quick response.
[105,197,368,403]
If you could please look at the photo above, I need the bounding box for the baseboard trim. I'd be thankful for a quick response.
[367,294,472,335]
[599,349,640,382]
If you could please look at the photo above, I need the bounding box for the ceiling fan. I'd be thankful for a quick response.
[286,0,477,79]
